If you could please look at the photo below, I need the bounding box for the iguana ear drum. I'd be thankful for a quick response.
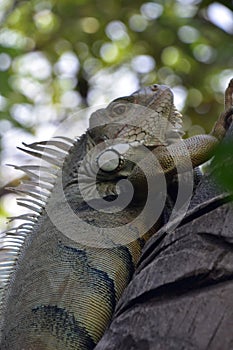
[96,143,130,173]
[96,149,124,173]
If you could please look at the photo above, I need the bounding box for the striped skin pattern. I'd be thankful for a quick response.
[0,82,232,349]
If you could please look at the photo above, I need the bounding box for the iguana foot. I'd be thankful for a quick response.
[210,78,233,141]
[225,78,233,109]
[210,107,233,141]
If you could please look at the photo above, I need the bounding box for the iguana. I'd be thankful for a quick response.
[0,81,232,350]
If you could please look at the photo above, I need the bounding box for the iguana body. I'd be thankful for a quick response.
[0,82,232,350]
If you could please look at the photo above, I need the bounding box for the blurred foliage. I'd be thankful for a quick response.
[0,0,233,133]
[0,0,233,223]
[211,137,233,192]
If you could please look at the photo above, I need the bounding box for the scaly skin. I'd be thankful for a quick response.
[0,81,232,349]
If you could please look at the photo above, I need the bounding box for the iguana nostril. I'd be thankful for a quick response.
[151,84,158,91]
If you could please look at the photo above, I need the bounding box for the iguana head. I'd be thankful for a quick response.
[75,84,184,201]
[89,84,184,147]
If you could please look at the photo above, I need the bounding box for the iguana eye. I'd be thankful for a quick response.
[112,103,127,115]
[96,149,124,173]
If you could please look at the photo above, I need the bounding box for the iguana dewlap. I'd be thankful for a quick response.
[0,81,232,350]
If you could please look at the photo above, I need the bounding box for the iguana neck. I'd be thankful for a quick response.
[62,132,117,204]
